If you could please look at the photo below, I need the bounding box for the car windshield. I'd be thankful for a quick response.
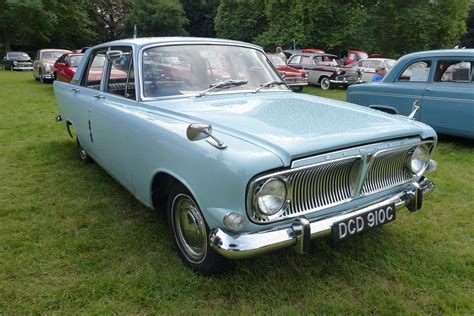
[357,52,369,60]
[267,54,286,66]
[70,55,83,68]
[142,44,286,98]
[8,52,29,58]
[41,51,66,59]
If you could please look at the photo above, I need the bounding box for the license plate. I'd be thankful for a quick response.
[332,203,396,241]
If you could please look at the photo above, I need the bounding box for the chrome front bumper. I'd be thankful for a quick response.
[210,177,435,259]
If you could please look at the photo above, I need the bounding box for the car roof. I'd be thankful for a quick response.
[401,49,474,59]
[92,37,263,51]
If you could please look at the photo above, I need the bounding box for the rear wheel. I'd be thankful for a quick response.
[167,183,231,275]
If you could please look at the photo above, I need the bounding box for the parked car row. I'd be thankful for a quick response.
[1,49,84,83]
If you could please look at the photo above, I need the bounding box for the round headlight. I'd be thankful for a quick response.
[336,68,343,75]
[13,61,17,65]
[256,178,287,216]
[408,145,430,175]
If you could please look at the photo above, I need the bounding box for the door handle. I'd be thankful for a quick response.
[94,94,106,99]
[425,88,432,92]
[70,88,80,93]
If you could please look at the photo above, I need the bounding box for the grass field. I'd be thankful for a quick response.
[1,71,473,314]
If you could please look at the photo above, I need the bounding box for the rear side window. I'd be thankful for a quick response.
[434,60,472,83]
[105,48,135,100]
[399,60,431,82]
[85,52,106,90]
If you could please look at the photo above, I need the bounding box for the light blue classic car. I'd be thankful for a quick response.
[347,49,474,139]
[54,37,438,275]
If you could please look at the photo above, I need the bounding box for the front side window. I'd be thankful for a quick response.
[142,45,285,98]
[434,60,472,83]
[399,60,431,82]
[106,48,135,100]
[84,52,106,90]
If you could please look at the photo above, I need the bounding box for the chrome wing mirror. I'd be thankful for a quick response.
[106,50,123,62]
[186,123,227,149]
[408,99,420,120]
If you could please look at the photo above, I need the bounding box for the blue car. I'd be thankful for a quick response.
[54,38,438,275]
[347,49,474,139]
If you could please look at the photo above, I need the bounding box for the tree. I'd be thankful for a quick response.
[86,0,133,42]
[0,0,55,51]
[181,0,219,37]
[125,0,188,37]
[214,0,266,43]
[43,0,96,49]
[460,4,474,47]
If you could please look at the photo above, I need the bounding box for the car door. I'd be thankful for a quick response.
[88,46,136,191]
[420,58,474,138]
[55,55,67,81]
[381,59,433,117]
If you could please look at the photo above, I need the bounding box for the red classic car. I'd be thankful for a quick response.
[267,53,308,91]
[54,53,84,82]
[342,50,369,65]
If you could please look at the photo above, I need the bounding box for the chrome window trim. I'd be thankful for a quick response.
[247,138,435,224]
[137,41,285,101]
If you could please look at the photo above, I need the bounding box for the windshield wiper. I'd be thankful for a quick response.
[195,79,248,98]
[253,80,287,93]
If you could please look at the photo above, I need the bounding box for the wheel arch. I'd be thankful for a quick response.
[150,170,197,213]
[368,105,399,114]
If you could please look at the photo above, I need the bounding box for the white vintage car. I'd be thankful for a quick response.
[33,49,71,83]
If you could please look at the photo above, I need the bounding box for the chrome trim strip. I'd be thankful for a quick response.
[211,177,435,259]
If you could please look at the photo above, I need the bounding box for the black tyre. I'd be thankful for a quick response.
[167,183,231,275]
[77,139,93,164]
[320,77,331,90]
[291,86,304,92]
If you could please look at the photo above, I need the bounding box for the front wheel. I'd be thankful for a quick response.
[167,183,231,275]
[320,77,331,90]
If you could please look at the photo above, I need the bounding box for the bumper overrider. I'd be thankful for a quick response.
[210,177,435,259]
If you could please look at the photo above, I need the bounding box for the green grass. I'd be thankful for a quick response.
[1,71,473,314]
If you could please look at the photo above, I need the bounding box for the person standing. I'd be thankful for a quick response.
[276,47,286,64]
[372,65,387,81]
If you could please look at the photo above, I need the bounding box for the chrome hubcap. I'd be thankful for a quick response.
[173,194,207,262]
[321,78,330,89]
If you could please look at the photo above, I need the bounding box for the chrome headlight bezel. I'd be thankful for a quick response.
[253,177,289,220]
[336,68,343,75]
[406,143,432,176]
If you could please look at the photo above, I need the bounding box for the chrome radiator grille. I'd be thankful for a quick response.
[247,138,430,224]
[286,158,361,216]
[361,148,414,195]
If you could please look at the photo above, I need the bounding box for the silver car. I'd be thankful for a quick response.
[33,49,71,83]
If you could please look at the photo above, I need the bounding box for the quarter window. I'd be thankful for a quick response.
[434,60,472,83]
[399,60,431,82]
[85,52,106,90]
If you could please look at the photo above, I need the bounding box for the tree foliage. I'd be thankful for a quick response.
[125,0,188,37]
[460,4,474,47]
[214,0,267,43]
[181,0,219,37]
